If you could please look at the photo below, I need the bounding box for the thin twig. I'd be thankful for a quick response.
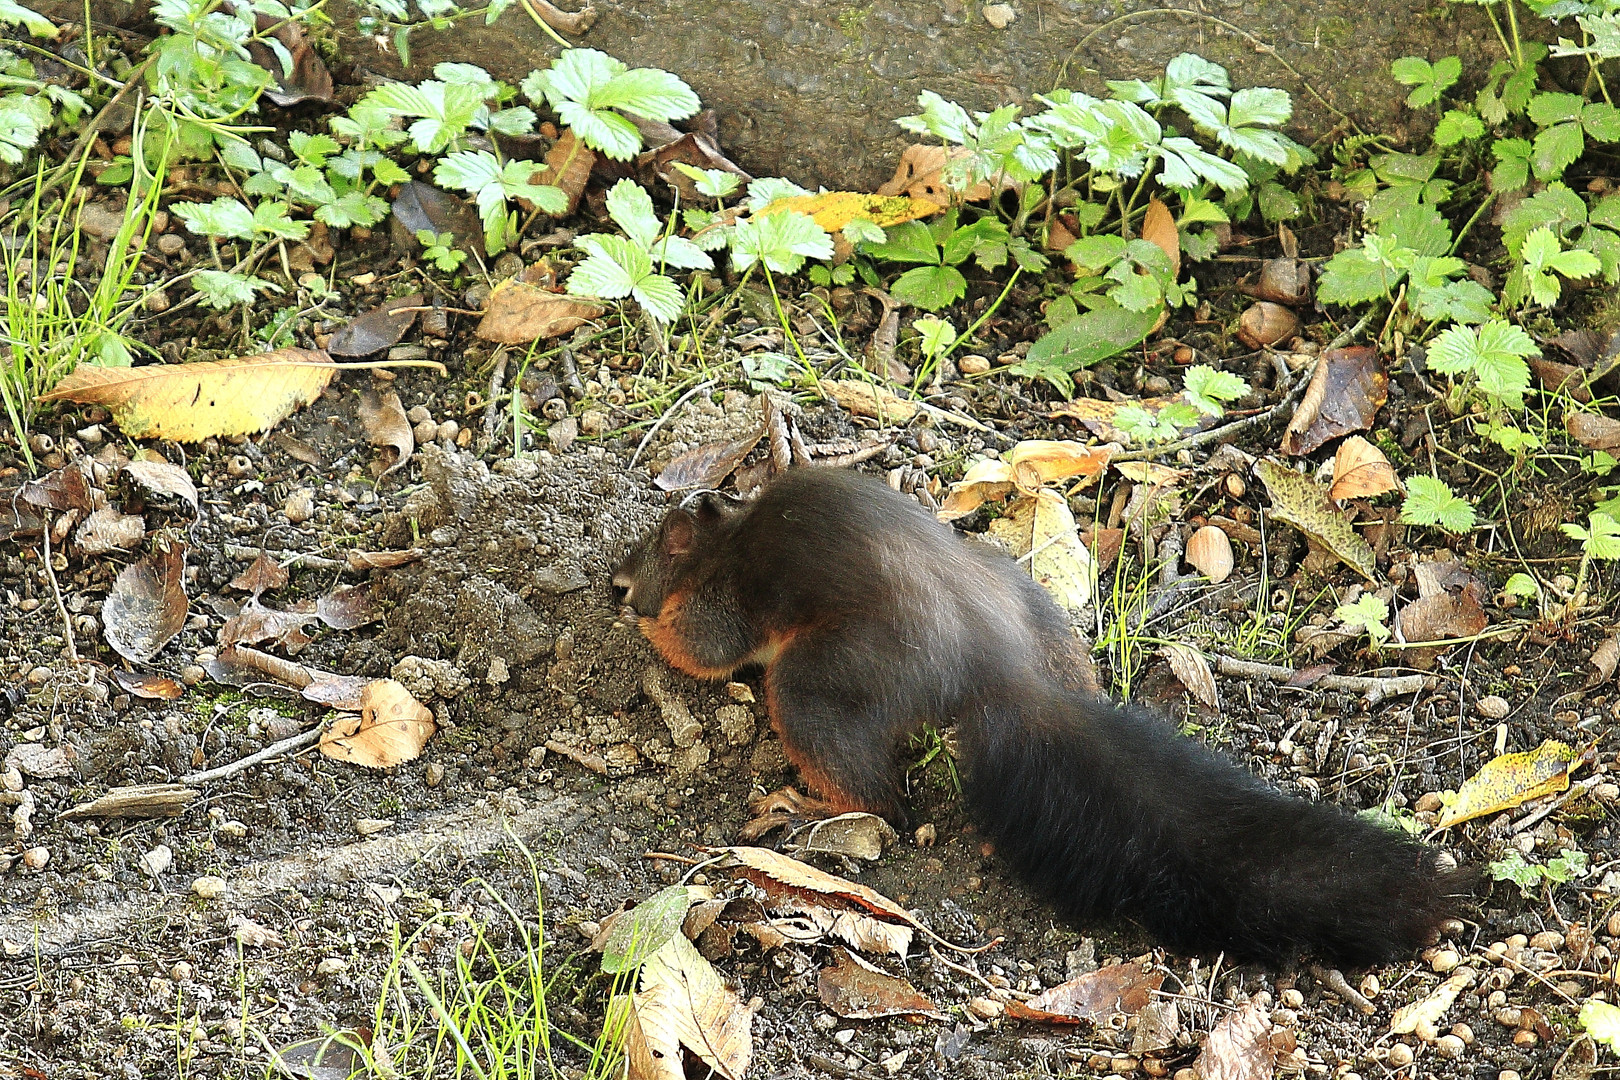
[40,524,77,663]
[1310,964,1376,1014]
[180,721,327,785]
[628,379,716,470]
[1213,655,1432,705]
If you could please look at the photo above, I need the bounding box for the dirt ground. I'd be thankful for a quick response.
[0,346,1609,1079]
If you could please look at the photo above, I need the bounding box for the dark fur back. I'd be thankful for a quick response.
[959,685,1460,967]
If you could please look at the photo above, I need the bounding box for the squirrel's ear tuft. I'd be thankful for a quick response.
[662,511,698,555]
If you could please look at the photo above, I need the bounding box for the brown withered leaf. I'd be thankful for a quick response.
[1193,999,1275,1080]
[1568,411,1620,450]
[122,459,199,517]
[656,426,765,492]
[103,542,188,663]
[877,143,999,206]
[634,932,752,1080]
[391,181,483,256]
[1329,436,1401,500]
[532,130,595,216]
[1530,356,1591,401]
[112,670,184,700]
[358,390,413,480]
[315,585,379,630]
[476,281,604,344]
[1396,591,1488,650]
[301,672,372,709]
[327,294,423,358]
[1162,642,1219,708]
[1141,197,1180,280]
[1589,632,1620,685]
[219,598,318,653]
[1281,346,1387,456]
[1005,961,1164,1025]
[246,11,332,105]
[640,131,751,206]
[345,548,425,571]
[20,463,92,512]
[1050,395,1188,444]
[230,550,288,596]
[74,508,144,555]
[818,948,946,1021]
[824,379,918,423]
[319,679,436,768]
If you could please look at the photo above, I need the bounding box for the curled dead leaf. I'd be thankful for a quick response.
[103,541,188,663]
[476,281,604,344]
[1194,999,1275,1080]
[1141,198,1180,280]
[1329,436,1401,501]
[1004,961,1164,1025]
[823,380,918,423]
[818,948,946,1021]
[328,294,422,358]
[318,679,436,768]
[1281,347,1388,456]
[1568,411,1620,451]
[1162,642,1220,708]
[358,390,413,480]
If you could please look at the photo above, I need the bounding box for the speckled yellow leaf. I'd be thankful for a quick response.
[1007,440,1115,493]
[1435,739,1579,829]
[1255,459,1377,581]
[1031,489,1094,611]
[762,192,942,232]
[41,348,335,442]
[937,457,1016,521]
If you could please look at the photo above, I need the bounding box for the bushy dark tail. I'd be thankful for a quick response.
[958,685,1465,968]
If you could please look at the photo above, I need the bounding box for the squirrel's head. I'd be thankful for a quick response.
[612,490,743,617]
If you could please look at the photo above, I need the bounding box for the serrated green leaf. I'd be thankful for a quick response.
[890,264,967,311]
[1435,110,1484,145]
[1020,300,1159,373]
[1565,511,1620,559]
[1317,248,1392,305]
[600,885,692,973]
[1532,122,1584,181]
[1401,474,1476,532]
[1335,594,1391,644]
[866,220,941,265]
[1581,1000,1620,1055]
[914,315,957,360]
[1529,91,1585,125]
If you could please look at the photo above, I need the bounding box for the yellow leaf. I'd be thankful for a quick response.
[40,348,335,442]
[636,934,752,1080]
[763,192,942,232]
[937,457,1015,521]
[1435,739,1580,829]
[1006,440,1115,493]
[822,379,918,422]
[319,679,436,768]
[1390,968,1475,1035]
[1329,435,1402,501]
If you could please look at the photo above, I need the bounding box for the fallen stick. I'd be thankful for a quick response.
[1213,655,1432,705]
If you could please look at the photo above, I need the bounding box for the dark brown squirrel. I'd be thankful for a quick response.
[613,467,1466,968]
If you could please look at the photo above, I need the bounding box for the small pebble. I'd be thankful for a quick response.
[407,405,433,425]
[1495,1007,1521,1027]
[1434,1035,1465,1059]
[316,957,348,976]
[1512,1030,1538,1048]
[1500,1072,1521,1080]
[1359,973,1380,998]
[1386,1043,1413,1068]
[283,488,315,524]
[1477,695,1510,719]
[354,818,393,836]
[156,233,186,256]
[170,961,194,982]
[1529,930,1563,950]
[1280,988,1304,1008]
[217,820,249,840]
[982,2,1015,28]
[413,419,438,445]
[140,844,173,877]
[1452,1023,1474,1044]
[1596,782,1619,803]
[191,875,227,899]
[21,846,49,870]
[1430,948,1460,973]
[967,995,1005,1018]
[1413,792,1443,813]
[436,420,459,443]
[424,762,446,787]
[958,354,991,375]
[181,665,205,686]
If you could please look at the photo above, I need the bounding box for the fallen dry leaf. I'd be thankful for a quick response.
[635,931,752,1080]
[475,280,604,344]
[639,129,749,206]
[656,425,765,492]
[1031,488,1094,611]
[818,948,946,1021]
[938,457,1017,520]
[5,742,78,778]
[877,143,997,206]
[823,380,918,423]
[111,670,184,700]
[42,349,335,441]
[1133,999,1182,1055]
[1435,739,1583,829]
[1281,346,1388,456]
[1395,590,1488,648]
[358,390,413,480]
[1141,197,1180,280]
[1193,999,1274,1080]
[1329,436,1400,500]
[1162,642,1219,708]
[122,459,200,517]
[1009,440,1114,492]
[345,549,425,571]
[246,9,332,105]
[392,180,483,255]
[231,914,285,948]
[328,294,423,357]
[1568,411,1620,450]
[1390,967,1475,1035]
[533,129,595,216]
[1050,395,1189,444]
[1185,524,1234,583]
[1590,632,1620,685]
[74,508,144,555]
[796,812,898,861]
[718,845,936,953]
[764,191,941,232]
[220,598,317,653]
[315,585,379,630]
[229,550,289,596]
[103,541,188,663]
[319,679,436,768]
[1255,460,1376,581]
[20,463,92,512]
[624,982,686,1080]
[1530,357,1591,401]
[1005,961,1164,1025]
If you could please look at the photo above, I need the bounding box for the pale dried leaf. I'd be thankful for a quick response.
[1162,642,1219,708]
[533,130,595,216]
[1328,436,1400,500]
[122,459,199,515]
[104,542,188,663]
[937,457,1016,521]
[476,281,604,344]
[231,914,285,948]
[328,294,422,357]
[5,743,78,779]
[1185,525,1234,583]
[41,349,335,441]
[719,845,922,931]
[316,585,380,630]
[74,508,144,555]
[1141,197,1180,280]
[624,983,686,1080]
[1390,968,1476,1035]
[318,679,436,768]
[637,932,752,1080]
[1007,439,1115,493]
[111,670,184,700]
[798,812,898,861]
[1194,999,1274,1080]
[230,550,289,596]
[1004,961,1165,1025]
[656,425,765,491]
[1255,460,1376,581]
[876,144,995,206]
[1031,489,1093,611]
[1590,633,1620,684]
[358,390,413,480]
[824,380,918,423]
[1568,412,1620,450]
